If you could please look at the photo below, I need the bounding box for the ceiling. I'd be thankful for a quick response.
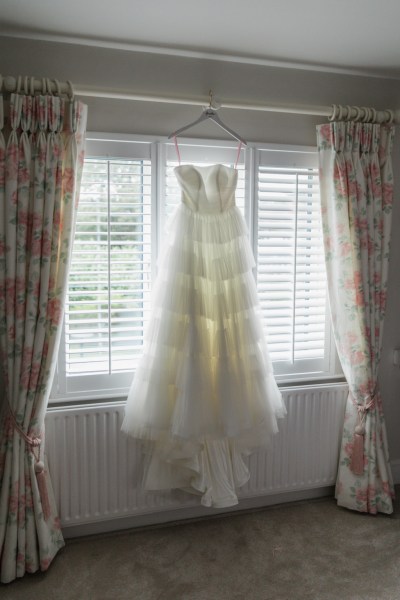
[1,0,400,78]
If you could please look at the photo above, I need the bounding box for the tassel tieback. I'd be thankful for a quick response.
[6,402,51,520]
[350,423,366,476]
[350,395,375,476]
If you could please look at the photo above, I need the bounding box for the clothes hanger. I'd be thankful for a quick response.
[168,90,247,146]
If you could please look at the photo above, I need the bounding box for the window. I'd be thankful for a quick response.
[51,135,339,402]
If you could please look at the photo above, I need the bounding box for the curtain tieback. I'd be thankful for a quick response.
[350,390,377,477]
[6,402,51,520]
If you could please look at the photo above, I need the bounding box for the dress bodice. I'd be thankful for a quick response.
[174,164,238,214]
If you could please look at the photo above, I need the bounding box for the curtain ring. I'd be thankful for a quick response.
[66,80,75,100]
[23,75,29,95]
[361,106,369,123]
[53,79,61,96]
[384,109,394,124]
[345,105,354,121]
[328,104,337,122]
[333,104,339,121]
[360,107,368,123]
[30,76,35,96]
[337,105,344,121]
[47,77,53,96]
[16,75,22,93]
[42,78,47,95]
[370,108,377,123]
[353,106,363,122]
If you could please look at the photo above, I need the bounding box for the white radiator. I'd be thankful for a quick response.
[45,384,348,536]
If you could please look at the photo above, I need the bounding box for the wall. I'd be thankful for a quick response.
[1,36,400,143]
[1,35,400,465]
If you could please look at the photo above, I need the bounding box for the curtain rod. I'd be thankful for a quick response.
[68,86,400,124]
[76,85,332,117]
[1,75,398,123]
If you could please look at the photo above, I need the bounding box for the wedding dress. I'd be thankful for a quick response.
[122,162,286,508]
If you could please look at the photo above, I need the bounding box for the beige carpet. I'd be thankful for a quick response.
[2,491,400,600]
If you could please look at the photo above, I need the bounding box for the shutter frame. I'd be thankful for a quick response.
[51,138,339,402]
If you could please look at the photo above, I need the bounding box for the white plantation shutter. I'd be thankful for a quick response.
[67,158,152,374]
[53,137,153,399]
[256,148,331,378]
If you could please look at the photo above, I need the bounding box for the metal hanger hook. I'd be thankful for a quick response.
[207,89,221,111]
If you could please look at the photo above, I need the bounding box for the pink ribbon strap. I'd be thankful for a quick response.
[234,141,242,169]
[173,135,181,165]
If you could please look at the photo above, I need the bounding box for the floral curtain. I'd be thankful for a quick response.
[317,121,395,514]
[0,91,87,583]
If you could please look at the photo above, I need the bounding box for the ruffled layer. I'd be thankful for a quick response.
[165,203,249,245]
[160,233,256,281]
[144,305,268,359]
[152,269,261,320]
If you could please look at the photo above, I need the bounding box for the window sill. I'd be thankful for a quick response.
[48,376,347,411]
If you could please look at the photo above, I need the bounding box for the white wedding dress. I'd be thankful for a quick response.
[122,163,286,508]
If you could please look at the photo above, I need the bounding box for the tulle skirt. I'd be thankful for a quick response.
[122,203,286,507]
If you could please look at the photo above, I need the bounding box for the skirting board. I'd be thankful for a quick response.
[62,485,335,539]
[61,461,400,539]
